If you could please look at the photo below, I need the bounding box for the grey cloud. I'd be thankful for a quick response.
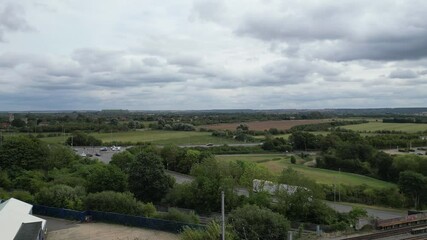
[0,3,32,41]
[190,0,226,23]
[142,57,162,66]
[234,1,427,61]
[168,55,203,66]
[389,69,418,79]
[260,59,341,85]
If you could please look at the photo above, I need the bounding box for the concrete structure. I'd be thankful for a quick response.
[0,198,47,240]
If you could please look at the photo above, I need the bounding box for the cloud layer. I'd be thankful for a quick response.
[0,0,427,110]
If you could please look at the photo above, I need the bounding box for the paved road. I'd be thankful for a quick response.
[325,201,405,220]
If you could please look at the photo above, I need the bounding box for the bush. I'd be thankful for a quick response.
[157,208,199,224]
[181,221,236,240]
[10,190,34,203]
[85,191,156,217]
[35,184,85,210]
[228,204,290,240]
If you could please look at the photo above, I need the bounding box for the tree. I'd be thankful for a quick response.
[66,131,102,146]
[228,204,290,240]
[85,191,155,217]
[181,221,236,240]
[128,152,172,202]
[44,145,77,171]
[86,164,128,193]
[160,144,182,170]
[11,119,26,128]
[110,151,135,173]
[398,171,427,209]
[0,136,48,170]
[35,184,85,210]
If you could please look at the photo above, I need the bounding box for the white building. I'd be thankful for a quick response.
[0,198,47,240]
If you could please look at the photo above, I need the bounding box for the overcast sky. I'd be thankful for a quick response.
[1,0,427,110]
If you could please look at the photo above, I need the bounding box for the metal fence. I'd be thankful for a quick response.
[33,205,86,222]
[32,205,205,233]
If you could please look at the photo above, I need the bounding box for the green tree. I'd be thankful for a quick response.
[110,151,135,173]
[0,136,48,170]
[228,204,290,240]
[44,145,76,171]
[128,152,172,202]
[398,171,427,209]
[181,221,236,240]
[66,131,102,146]
[11,119,26,128]
[35,184,85,210]
[86,164,128,193]
[85,191,155,217]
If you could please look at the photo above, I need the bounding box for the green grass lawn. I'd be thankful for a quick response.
[215,154,395,188]
[39,130,239,145]
[343,122,427,133]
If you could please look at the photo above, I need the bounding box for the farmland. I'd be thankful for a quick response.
[342,122,427,133]
[215,154,395,188]
[39,130,240,145]
[199,119,329,131]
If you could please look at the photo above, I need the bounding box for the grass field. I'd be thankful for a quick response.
[215,154,395,188]
[39,130,240,145]
[342,122,427,133]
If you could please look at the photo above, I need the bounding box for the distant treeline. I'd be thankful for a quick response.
[288,120,368,132]
[383,117,427,124]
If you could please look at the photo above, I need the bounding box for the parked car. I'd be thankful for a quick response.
[100,147,108,151]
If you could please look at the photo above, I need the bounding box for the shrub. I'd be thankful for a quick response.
[85,191,156,217]
[157,208,199,224]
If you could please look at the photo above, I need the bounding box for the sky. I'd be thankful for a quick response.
[1,0,427,111]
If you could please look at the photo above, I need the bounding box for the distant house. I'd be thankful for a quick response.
[0,198,47,240]
[1,122,10,128]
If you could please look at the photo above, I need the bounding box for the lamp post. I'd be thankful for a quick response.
[221,191,225,240]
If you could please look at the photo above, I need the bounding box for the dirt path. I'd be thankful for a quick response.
[45,217,179,240]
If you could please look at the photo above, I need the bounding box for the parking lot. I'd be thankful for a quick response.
[73,146,123,163]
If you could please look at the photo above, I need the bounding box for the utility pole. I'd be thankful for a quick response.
[221,191,225,240]
[338,168,341,202]
[333,176,336,202]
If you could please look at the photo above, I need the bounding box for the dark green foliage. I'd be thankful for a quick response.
[228,204,290,240]
[85,191,156,217]
[86,164,128,193]
[398,171,427,209]
[110,151,135,173]
[13,170,46,194]
[66,131,102,146]
[35,184,85,210]
[0,136,48,170]
[9,190,35,203]
[128,152,172,202]
[11,119,26,128]
[0,170,12,190]
[290,156,296,164]
[164,158,241,213]
[157,208,199,224]
[181,221,236,240]
[262,137,292,152]
[44,145,77,171]
[289,131,320,150]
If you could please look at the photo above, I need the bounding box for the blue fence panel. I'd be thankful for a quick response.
[33,205,86,222]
